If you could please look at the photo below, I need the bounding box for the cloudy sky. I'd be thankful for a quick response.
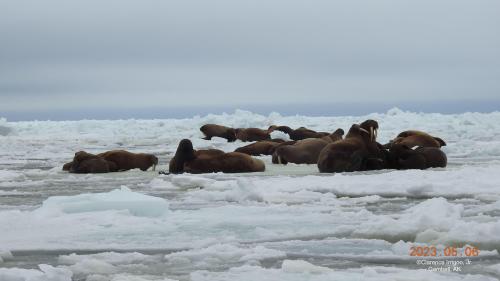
[1,0,499,120]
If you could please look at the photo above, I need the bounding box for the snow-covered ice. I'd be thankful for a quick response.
[1,109,500,280]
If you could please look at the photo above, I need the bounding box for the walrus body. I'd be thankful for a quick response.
[169,148,225,174]
[317,120,381,173]
[272,138,331,165]
[169,139,265,174]
[388,130,446,148]
[272,126,329,140]
[98,150,158,171]
[63,150,158,172]
[235,128,272,142]
[415,147,447,168]
[320,128,345,142]
[387,144,447,169]
[69,151,118,174]
[235,140,284,156]
[200,124,236,142]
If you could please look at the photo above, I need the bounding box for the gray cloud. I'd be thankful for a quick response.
[1,0,499,114]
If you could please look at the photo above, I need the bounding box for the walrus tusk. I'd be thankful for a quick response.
[278,155,282,164]
[370,127,374,141]
[359,127,370,134]
[152,164,156,171]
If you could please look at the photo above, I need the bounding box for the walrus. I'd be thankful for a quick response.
[386,130,446,149]
[320,128,345,142]
[317,120,382,173]
[200,124,237,142]
[69,151,118,174]
[235,128,273,142]
[235,139,285,156]
[272,138,331,165]
[63,150,158,172]
[387,144,447,169]
[169,139,265,174]
[98,150,158,171]
[271,125,330,141]
[62,161,73,171]
[168,147,225,174]
[271,128,345,164]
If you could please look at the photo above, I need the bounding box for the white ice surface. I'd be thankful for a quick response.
[1,109,500,280]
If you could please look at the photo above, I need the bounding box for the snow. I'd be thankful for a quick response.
[1,109,500,279]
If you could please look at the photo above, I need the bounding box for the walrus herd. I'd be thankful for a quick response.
[62,119,447,174]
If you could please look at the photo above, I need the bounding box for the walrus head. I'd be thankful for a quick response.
[360,119,379,142]
[169,139,196,174]
[273,126,293,135]
[332,128,345,136]
[434,137,446,147]
[227,128,237,142]
[268,125,278,132]
[70,151,95,172]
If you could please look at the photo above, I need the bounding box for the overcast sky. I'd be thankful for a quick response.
[1,0,499,120]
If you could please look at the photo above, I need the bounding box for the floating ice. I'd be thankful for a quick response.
[164,244,285,268]
[0,265,72,281]
[0,170,23,181]
[281,260,333,274]
[0,249,12,263]
[36,186,169,217]
[2,109,500,279]
[59,252,153,266]
[190,262,496,281]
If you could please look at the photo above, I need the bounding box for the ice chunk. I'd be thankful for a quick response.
[0,264,72,281]
[65,259,117,275]
[281,260,332,273]
[37,186,169,217]
[0,118,12,136]
[164,244,285,268]
[353,197,464,242]
[0,249,13,263]
[59,252,153,265]
[0,170,23,181]
[191,263,496,281]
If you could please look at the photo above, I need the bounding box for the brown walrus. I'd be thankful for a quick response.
[271,128,345,164]
[320,128,345,142]
[62,161,73,171]
[200,124,237,142]
[387,144,447,169]
[272,138,331,165]
[235,128,273,142]
[98,150,158,171]
[69,151,118,174]
[317,120,381,173]
[387,130,446,149]
[234,139,285,156]
[63,150,158,172]
[168,147,225,174]
[271,125,330,140]
[169,139,265,174]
